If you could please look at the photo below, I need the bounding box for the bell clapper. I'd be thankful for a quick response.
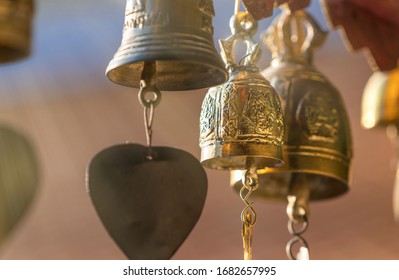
[240,160,258,260]
[286,173,310,260]
[138,62,162,160]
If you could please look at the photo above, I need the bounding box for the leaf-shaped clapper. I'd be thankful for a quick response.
[0,126,39,247]
[87,144,207,259]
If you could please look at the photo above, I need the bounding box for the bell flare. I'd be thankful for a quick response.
[361,69,399,129]
[106,53,228,91]
[0,0,34,63]
[201,145,283,170]
[106,0,228,91]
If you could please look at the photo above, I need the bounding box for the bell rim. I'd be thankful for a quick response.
[106,58,228,91]
[200,141,284,170]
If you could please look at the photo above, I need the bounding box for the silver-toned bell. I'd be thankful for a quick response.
[106,0,228,91]
[231,9,353,200]
[0,0,34,63]
[199,11,284,170]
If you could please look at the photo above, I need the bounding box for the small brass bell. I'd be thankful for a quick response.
[361,67,399,222]
[361,67,399,129]
[199,11,284,170]
[0,0,34,63]
[106,0,228,91]
[231,8,353,201]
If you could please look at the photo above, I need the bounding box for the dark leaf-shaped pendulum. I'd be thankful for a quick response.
[87,144,207,260]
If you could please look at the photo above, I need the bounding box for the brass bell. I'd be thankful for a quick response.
[106,0,228,91]
[361,67,399,222]
[0,0,34,63]
[361,67,399,129]
[231,9,353,200]
[199,11,284,170]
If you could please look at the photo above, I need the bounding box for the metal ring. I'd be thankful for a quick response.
[138,85,162,108]
[242,169,258,190]
[286,236,309,260]
[288,218,308,235]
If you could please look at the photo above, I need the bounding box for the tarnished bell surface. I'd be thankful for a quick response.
[231,9,352,200]
[361,67,399,129]
[106,0,227,91]
[0,0,34,63]
[200,12,284,170]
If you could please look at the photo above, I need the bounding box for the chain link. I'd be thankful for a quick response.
[286,209,310,260]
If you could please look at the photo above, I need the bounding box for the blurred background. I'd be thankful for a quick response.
[0,0,398,259]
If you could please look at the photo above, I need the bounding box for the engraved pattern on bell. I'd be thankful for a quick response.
[106,0,228,91]
[0,0,34,63]
[231,9,353,200]
[361,68,399,129]
[200,12,284,170]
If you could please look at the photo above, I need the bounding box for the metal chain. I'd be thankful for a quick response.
[286,207,310,260]
[240,165,258,260]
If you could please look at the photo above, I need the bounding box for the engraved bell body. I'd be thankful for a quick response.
[106,0,227,91]
[200,12,284,171]
[231,9,353,200]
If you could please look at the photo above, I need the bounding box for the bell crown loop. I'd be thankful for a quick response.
[262,8,327,65]
[220,11,261,71]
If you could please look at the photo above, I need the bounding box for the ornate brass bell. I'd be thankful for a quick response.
[199,11,284,170]
[200,7,283,260]
[361,67,399,129]
[106,0,228,91]
[231,8,353,201]
[0,0,34,63]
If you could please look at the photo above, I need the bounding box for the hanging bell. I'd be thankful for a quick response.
[106,0,228,91]
[199,11,284,170]
[0,0,34,63]
[361,67,399,129]
[231,9,353,200]
[361,67,399,222]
